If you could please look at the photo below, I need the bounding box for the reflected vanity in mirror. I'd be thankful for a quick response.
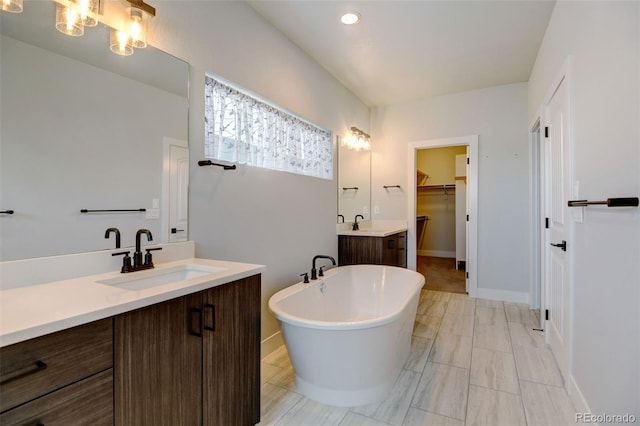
[337,133,371,224]
[0,1,189,261]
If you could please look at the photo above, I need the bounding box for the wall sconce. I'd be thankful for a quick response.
[342,126,371,151]
[1,0,23,13]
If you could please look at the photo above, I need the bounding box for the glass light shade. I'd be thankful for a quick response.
[1,0,23,13]
[76,0,98,27]
[129,7,147,49]
[110,29,134,56]
[55,3,84,37]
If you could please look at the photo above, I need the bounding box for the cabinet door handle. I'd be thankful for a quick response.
[0,360,47,385]
[204,304,216,332]
[188,308,203,337]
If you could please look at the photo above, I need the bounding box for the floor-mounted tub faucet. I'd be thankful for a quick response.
[352,215,364,231]
[311,255,336,280]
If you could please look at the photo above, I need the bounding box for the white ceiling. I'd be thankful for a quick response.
[248,1,555,107]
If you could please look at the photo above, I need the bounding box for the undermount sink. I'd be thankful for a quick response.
[97,264,227,291]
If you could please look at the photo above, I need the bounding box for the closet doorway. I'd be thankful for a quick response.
[416,146,468,293]
[407,135,478,297]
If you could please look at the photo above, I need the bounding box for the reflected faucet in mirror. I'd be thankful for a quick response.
[352,215,364,231]
[104,228,121,249]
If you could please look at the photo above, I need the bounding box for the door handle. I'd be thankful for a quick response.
[550,240,567,251]
[171,228,185,234]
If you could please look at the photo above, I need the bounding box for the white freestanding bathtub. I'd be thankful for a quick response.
[268,264,424,407]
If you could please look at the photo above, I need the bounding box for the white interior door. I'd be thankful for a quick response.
[545,74,571,384]
[168,144,189,242]
[162,137,189,244]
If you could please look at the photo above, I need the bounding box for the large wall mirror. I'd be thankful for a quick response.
[337,136,371,223]
[0,2,189,261]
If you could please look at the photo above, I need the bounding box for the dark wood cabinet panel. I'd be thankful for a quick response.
[203,275,261,426]
[0,318,113,413]
[0,369,113,426]
[115,293,203,426]
[339,231,407,268]
[115,274,262,426]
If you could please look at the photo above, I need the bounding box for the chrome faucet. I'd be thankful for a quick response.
[311,255,336,280]
[352,214,364,231]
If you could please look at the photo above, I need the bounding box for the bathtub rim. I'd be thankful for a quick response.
[269,264,424,331]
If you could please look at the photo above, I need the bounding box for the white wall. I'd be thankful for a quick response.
[528,1,640,417]
[146,2,370,344]
[371,83,530,295]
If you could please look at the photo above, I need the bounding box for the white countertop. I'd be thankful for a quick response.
[0,257,265,347]
[336,219,408,237]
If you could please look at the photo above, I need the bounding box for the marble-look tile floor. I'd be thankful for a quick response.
[260,290,579,426]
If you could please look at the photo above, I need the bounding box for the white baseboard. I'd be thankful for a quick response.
[476,288,529,304]
[417,250,456,258]
[261,331,284,360]
[569,375,592,422]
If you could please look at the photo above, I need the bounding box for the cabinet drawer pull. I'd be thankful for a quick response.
[0,360,47,385]
[188,308,203,337]
[204,304,216,332]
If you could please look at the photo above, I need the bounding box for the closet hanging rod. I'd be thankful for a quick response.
[198,160,236,170]
[567,197,638,208]
[81,209,146,213]
[0,210,14,215]
[342,187,359,191]
[418,184,456,190]
[384,185,402,189]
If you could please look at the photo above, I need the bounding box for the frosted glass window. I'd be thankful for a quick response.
[204,75,333,179]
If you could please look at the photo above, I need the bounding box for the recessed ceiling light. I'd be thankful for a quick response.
[340,12,360,25]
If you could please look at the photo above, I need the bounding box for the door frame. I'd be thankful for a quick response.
[529,114,546,326]
[407,135,478,297]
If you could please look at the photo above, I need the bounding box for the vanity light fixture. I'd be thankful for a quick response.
[340,11,360,25]
[342,126,371,151]
[1,0,23,13]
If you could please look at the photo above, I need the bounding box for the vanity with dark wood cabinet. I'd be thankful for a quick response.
[0,274,261,426]
[339,231,407,268]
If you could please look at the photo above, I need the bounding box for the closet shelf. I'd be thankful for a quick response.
[417,184,456,193]
[416,169,430,186]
